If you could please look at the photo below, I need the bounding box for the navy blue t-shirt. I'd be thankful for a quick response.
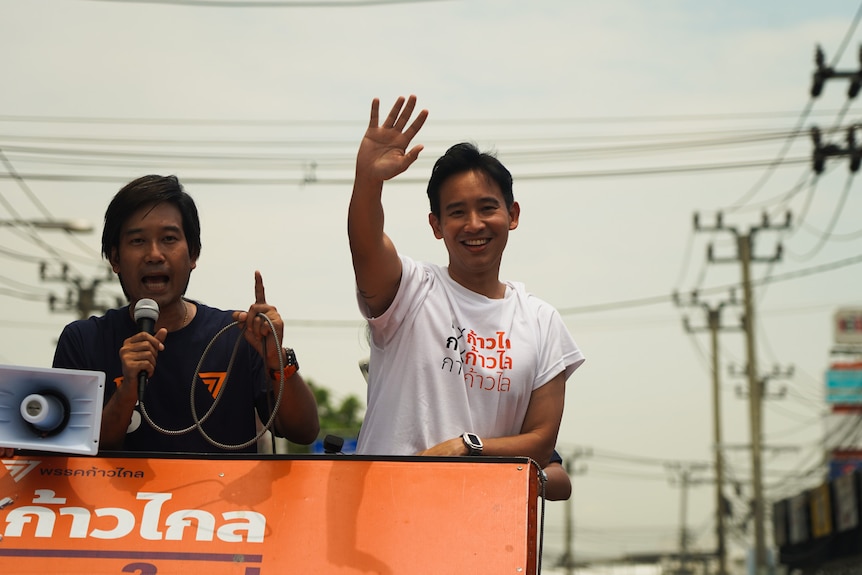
[550,449,563,465]
[53,302,277,453]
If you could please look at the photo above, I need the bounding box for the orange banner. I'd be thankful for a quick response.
[0,454,539,574]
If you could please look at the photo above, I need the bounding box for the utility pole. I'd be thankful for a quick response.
[560,447,590,575]
[810,43,862,99]
[810,125,862,174]
[694,210,791,574]
[730,364,795,404]
[41,262,121,320]
[666,461,710,575]
[677,289,741,575]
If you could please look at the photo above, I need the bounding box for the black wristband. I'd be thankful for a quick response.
[269,348,299,380]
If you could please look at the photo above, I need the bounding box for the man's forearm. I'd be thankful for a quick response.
[98,385,137,450]
[273,372,320,445]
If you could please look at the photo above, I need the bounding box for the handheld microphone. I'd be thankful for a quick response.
[133,298,159,400]
[323,434,345,454]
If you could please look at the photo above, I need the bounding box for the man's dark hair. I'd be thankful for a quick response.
[426,142,514,217]
[101,174,202,261]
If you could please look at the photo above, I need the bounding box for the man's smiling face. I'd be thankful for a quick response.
[429,169,519,291]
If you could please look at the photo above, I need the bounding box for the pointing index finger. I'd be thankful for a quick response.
[254,270,266,304]
[369,98,380,128]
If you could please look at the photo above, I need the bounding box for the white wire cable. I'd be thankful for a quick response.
[138,312,287,450]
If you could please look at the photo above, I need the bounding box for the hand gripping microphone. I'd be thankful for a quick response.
[133,298,159,400]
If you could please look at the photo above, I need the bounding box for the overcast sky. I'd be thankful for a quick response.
[2,0,862,565]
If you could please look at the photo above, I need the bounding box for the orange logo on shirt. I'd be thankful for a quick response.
[197,372,227,399]
[115,373,227,400]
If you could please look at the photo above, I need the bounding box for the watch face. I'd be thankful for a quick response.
[283,348,298,369]
[464,433,482,449]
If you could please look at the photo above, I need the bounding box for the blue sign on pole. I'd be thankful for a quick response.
[826,369,862,404]
[829,458,862,480]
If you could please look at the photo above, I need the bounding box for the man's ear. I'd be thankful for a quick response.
[109,247,121,273]
[429,212,444,239]
[508,201,521,231]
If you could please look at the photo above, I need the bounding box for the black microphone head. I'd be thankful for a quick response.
[323,434,345,454]
[133,298,159,324]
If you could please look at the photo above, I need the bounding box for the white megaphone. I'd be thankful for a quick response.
[0,364,105,456]
[20,393,67,432]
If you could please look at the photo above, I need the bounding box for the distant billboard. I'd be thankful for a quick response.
[810,483,833,539]
[788,491,810,544]
[833,470,860,532]
[826,362,862,405]
[835,307,862,345]
[829,449,862,481]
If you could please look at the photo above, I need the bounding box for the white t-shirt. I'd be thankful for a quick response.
[356,255,584,456]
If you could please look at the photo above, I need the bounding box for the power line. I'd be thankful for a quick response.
[722,100,815,214]
[788,172,858,261]
[0,125,822,172]
[558,252,862,316]
[0,108,852,126]
[0,156,813,185]
[84,0,450,7]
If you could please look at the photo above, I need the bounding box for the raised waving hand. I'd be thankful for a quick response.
[356,95,428,183]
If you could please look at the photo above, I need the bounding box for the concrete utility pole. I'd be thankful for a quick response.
[0,216,109,317]
[677,290,740,575]
[41,262,121,320]
[694,210,790,574]
[560,447,590,575]
[666,461,710,575]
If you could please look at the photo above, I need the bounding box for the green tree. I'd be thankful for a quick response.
[287,378,364,454]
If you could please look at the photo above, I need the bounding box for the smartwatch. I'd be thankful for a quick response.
[462,432,483,456]
[269,348,299,381]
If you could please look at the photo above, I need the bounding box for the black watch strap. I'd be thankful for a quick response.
[462,432,483,456]
[269,348,299,380]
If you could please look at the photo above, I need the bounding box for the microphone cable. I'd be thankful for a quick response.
[138,312,287,451]
[537,463,547,575]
